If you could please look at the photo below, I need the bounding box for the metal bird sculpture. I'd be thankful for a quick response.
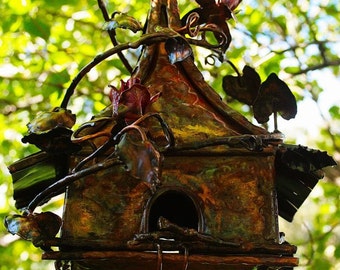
[21,107,80,154]
[5,211,62,250]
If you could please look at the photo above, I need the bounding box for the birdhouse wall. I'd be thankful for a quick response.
[61,150,279,246]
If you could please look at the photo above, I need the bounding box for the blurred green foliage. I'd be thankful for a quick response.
[0,0,339,269]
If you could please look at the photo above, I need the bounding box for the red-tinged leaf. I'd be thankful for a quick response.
[109,78,159,124]
[253,73,297,124]
[109,84,120,116]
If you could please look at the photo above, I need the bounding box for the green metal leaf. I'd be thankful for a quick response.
[8,151,69,209]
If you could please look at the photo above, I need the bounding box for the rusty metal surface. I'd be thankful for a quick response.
[59,1,289,267]
[61,151,279,245]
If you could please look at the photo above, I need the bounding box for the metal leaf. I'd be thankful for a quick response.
[26,107,76,134]
[253,73,297,124]
[222,65,261,105]
[22,107,78,152]
[109,78,161,124]
[275,144,336,222]
[115,132,162,189]
[165,37,193,64]
[22,127,80,154]
[8,151,69,209]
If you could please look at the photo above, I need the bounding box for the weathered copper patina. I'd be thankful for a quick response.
[54,0,297,269]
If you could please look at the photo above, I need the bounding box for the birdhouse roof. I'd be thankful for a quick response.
[133,0,269,149]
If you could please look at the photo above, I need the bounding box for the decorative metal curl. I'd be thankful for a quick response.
[72,112,174,172]
[184,23,229,55]
[205,53,225,66]
[177,12,200,37]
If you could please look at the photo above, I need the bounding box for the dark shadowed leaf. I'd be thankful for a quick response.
[222,65,261,105]
[22,127,81,153]
[275,144,337,222]
[277,144,337,173]
[253,73,297,124]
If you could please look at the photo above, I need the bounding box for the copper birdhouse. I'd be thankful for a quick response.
[5,0,336,270]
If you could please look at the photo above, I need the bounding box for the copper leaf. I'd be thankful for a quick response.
[253,73,297,124]
[116,132,162,189]
[5,212,62,243]
[222,65,261,105]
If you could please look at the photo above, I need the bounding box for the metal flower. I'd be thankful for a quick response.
[109,77,160,124]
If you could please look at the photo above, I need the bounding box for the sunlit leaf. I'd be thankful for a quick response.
[26,107,75,134]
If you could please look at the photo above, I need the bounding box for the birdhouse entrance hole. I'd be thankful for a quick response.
[144,188,204,233]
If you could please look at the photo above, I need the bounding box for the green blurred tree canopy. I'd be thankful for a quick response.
[0,0,339,269]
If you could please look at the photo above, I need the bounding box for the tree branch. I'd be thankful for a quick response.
[290,59,340,75]
[97,0,133,74]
